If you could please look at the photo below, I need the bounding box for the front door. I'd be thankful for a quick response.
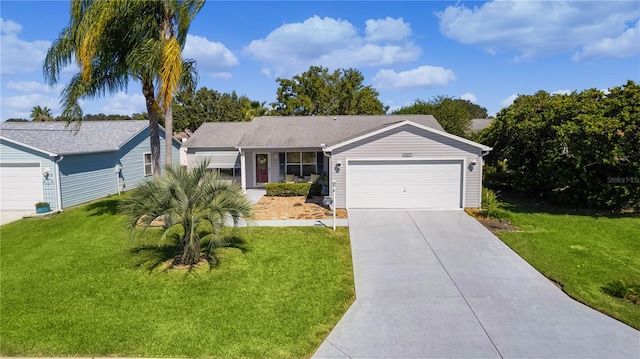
[255,153,269,186]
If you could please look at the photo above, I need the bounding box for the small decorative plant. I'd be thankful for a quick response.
[35,202,50,208]
[35,201,51,213]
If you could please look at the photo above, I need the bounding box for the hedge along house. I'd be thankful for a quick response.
[0,121,180,211]
[184,115,492,210]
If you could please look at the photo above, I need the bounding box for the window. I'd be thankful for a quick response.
[217,167,242,178]
[143,153,152,176]
[286,152,317,177]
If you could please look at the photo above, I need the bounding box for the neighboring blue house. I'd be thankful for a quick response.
[0,121,180,211]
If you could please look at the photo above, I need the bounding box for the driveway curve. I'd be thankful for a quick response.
[313,210,640,358]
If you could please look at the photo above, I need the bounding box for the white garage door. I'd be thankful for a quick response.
[347,160,463,209]
[0,163,43,210]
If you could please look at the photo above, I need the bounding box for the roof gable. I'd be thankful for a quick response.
[324,120,492,152]
[0,121,150,155]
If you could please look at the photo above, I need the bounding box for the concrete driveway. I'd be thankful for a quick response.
[313,210,640,358]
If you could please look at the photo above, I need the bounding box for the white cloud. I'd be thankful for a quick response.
[500,94,518,108]
[551,89,571,95]
[372,65,455,90]
[436,1,640,61]
[460,92,477,103]
[243,15,420,77]
[210,72,232,80]
[573,20,640,61]
[183,34,239,73]
[7,81,62,94]
[1,93,60,120]
[100,92,146,116]
[365,17,412,42]
[0,18,51,75]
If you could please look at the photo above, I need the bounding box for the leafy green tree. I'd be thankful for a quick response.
[5,118,29,122]
[83,113,132,121]
[393,96,488,137]
[271,66,387,116]
[30,106,53,122]
[172,87,260,131]
[481,80,639,209]
[43,0,202,178]
[120,161,253,266]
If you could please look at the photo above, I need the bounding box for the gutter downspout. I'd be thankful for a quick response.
[54,155,64,211]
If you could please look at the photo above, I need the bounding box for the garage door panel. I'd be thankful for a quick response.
[1,163,43,210]
[347,160,462,209]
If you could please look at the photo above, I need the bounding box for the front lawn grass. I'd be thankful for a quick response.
[0,197,354,358]
[491,195,640,330]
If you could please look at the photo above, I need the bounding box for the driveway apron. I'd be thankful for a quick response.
[313,210,640,359]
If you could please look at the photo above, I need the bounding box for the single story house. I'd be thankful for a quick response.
[470,118,494,132]
[0,121,180,211]
[183,115,492,210]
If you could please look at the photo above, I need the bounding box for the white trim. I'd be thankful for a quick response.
[0,136,58,157]
[345,157,466,210]
[254,152,270,186]
[325,120,492,152]
[240,148,246,192]
[55,156,64,210]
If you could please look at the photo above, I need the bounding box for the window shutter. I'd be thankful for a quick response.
[279,152,285,178]
[316,152,324,175]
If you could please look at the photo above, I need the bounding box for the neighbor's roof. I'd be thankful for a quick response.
[0,121,150,156]
[184,115,444,149]
[470,118,494,132]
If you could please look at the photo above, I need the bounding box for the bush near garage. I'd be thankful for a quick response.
[480,80,640,210]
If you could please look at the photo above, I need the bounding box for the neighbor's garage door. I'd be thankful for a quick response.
[0,163,43,210]
[347,160,463,209]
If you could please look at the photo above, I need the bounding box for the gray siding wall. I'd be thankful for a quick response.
[59,129,180,209]
[331,125,483,208]
[0,140,59,209]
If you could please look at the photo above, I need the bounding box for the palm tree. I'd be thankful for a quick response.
[120,161,253,266]
[30,106,53,122]
[43,0,203,178]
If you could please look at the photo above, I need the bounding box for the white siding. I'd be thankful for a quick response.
[331,125,483,209]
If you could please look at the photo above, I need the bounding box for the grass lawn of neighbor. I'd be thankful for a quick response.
[487,194,640,330]
[0,197,354,358]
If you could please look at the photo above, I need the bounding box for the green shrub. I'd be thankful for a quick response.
[266,183,312,197]
[480,187,502,219]
[603,280,640,305]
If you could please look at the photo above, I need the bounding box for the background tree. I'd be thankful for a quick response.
[172,87,261,131]
[393,96,488,137]
[271,66,387,116]
[30,106,53,122]
[120,161,253,266]
[83,113,132,121]
[481,80,639,209]
[43,0,202,178]
[5,118,29,122]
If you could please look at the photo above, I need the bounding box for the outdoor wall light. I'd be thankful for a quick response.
[470,160,478,166]
[336,161,342,167]
[43,167,50,177]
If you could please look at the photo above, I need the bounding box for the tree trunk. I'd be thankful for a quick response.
[165,103,173,165]
[142,80,162,179]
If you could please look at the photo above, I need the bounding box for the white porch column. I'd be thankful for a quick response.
[239,148,247,192]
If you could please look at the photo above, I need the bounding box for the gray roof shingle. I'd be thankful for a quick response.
[470,118,494,132]
[185,115,444,149]
[0,121,150,155]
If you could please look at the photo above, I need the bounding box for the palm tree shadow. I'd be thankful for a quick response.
[129,233,248,274]
[86,198,121,216]
[129,243,181,273]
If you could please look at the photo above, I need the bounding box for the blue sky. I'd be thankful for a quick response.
[1,1,639,121]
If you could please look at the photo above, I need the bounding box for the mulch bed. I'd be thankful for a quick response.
[252,196,348,220]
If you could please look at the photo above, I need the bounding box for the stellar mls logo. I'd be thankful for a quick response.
[607,177,639,184]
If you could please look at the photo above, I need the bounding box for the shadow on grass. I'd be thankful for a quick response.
[495,190,639,220]
[129,233,248,275]
[85,198,121,216]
